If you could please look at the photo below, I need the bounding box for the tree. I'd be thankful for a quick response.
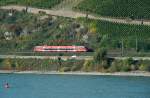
[94,48,108,71]
[57,57,62,71]
[94,48,107,64]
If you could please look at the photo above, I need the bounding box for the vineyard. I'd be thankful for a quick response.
[96,21,150,51]
[75,0,150,19]
[0,0,63,9]
[78,18,150,51]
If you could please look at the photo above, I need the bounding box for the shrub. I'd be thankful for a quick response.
[126,58,134,65]
[82,60,94,72]
[120,64,131,72]
[130,64,138,71]
[139,64,150,72]
[71,65,80,71]
[60,67,71,72]
[120,59,132,72]
[109,62,119,72]
[2,58,12,70]
[109,60,121,72]
[94,48,107,64]
[109,59,133,72]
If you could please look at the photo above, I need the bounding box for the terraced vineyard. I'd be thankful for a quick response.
[75,0,150,19]
[0,0,63,9]
[78,18,150,51]
[96,21,150,40]
[96,21,150,50]
[52,0,83,10]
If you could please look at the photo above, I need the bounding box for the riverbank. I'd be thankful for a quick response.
[0,70,150,77]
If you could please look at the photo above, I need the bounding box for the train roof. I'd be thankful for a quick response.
[35,46,85,48]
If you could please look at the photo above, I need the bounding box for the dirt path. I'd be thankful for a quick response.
[1,5,150,26]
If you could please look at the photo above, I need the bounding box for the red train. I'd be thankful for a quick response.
[34,46,88,52]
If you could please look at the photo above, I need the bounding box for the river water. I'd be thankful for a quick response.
[0,74,150,98]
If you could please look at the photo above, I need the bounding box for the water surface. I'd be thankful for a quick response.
[0,74,150,98]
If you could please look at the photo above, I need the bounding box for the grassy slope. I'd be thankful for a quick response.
[75,0,150,19]
[0,0,63,9]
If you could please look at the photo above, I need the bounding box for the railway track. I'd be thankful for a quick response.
[0,55,93,60]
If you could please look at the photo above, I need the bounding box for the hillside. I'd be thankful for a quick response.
[0,9,89,53]
[79,18,150,52]
[0,0,62,9]
[0,9,150,53]
[52,0,83,10]
[0,1,150,73]
[75,0,150,19]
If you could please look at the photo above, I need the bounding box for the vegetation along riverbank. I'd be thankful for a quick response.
[0,4,150,74]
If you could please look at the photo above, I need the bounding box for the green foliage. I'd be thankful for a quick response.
[121,64,131,72]
[1,9,150,52]
[139,60,150,71]
[71,65,80,71]
[79,18,150,51]
[0,0,62,9]
[109,60,130,72]
[0,58,58,71]
[139,64,150,72]
[0,10,86,52]
[94,48,107,64]
[60,67,71,72]
[0,58,86,71]
[2,58,12,70]
[109,59,134,72]
[1,57,150,72]
[76,0,150,19]
[82,60,94,72]
[126,58,134,65]
[109,60,121,72]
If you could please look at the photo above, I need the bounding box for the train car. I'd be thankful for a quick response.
[34,46,88,52]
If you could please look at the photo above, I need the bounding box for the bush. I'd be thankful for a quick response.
[139,64,150,72]
[60,67,71,72]
[109,60,121,72]
[130,64,138,71]
[82,60,94,72]
[120,64,131,72]
[71,65,80,71]
[2,58,12,70]
[109,62,119,72]
[120,58,133,72]
[94,48,107,64]
[109,59,132,72]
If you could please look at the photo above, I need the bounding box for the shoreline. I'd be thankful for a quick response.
[0,70,150,77]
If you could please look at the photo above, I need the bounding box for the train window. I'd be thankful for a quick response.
[44,48,57,50]
[59,48,74,50]
[44,48,74,50]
